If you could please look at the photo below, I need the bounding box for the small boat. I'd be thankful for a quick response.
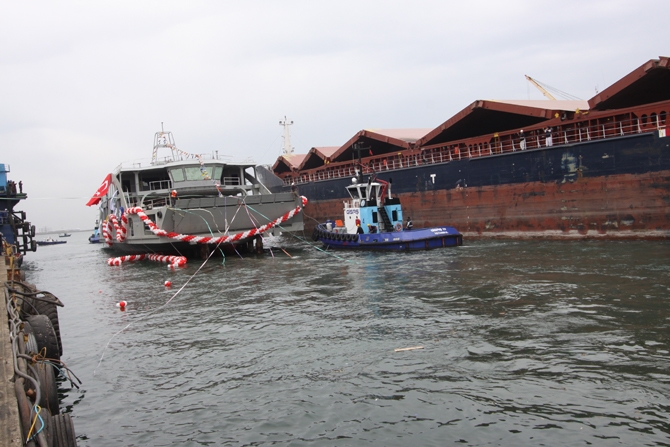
[312,174,462,250]
[86,127,306,257]
[88,219,101,243]
[58,233,71,237]
[36,238,67,246]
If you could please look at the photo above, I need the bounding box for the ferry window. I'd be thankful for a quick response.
[184,167,203,181]
[170,169,184,182]
[650,113,658,126]
[641,114,648,126]
[211,166,222,181]
[661,111,667,124]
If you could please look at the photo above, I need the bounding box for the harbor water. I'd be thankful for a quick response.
[22,233,670,446]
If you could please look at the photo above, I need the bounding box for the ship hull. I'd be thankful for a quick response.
[296,131,670,239]
[103,193,305,257]
[314,224,462,250]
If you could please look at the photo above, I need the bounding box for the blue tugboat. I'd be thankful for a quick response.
[312,174,462,251]
[88,219,101,243]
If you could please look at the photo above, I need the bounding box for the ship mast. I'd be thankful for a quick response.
[279,116,294,155]
[152,122,179,164]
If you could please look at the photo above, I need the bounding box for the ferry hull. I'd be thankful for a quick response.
[103,193,305,257]
[297,132,670,239]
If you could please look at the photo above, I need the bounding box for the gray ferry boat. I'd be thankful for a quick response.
[88,128,306,257]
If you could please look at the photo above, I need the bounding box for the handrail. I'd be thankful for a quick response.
[284,112,668,186]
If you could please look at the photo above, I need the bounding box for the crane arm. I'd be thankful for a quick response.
[525,75,556,100]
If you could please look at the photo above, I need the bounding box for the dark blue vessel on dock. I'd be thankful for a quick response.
[0,163,35,256]
[312,174,462,250]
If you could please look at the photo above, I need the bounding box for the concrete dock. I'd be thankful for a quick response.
[0,257,23,446]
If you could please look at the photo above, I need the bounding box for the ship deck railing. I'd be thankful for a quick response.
[284,110,668,186]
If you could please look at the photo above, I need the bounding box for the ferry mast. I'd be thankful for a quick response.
[279,116,294,155]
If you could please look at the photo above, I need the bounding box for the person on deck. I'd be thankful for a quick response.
[356,224,364,235]
[405,216,413,230]
[367,224,377,234]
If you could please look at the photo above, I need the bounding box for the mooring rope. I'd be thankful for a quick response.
[103,196,307,247]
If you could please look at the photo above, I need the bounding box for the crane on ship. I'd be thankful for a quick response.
[525,75,582,101]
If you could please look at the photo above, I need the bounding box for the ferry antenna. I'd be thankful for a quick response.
[279,116,294,155]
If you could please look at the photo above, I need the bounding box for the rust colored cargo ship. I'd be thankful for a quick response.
[269,57,670,239]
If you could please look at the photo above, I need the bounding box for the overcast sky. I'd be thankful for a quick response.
[1,0,668,232]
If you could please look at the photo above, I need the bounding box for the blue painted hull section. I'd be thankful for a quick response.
[313,224,462,251]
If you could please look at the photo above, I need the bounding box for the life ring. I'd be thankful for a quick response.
[394,223,403,232]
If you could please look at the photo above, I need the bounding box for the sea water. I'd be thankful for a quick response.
[22,233,670,446]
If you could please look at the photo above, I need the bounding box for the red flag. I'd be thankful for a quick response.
[86,174,112,206]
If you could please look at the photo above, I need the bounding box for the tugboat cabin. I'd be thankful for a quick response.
[343,177,403,234]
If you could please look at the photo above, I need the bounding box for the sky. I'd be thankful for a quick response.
[1,0,668,232]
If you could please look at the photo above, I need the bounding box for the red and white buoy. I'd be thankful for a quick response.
[164,280,172,287]
[116,300,127,310]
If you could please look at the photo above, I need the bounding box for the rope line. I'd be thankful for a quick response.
[103,196,307,247]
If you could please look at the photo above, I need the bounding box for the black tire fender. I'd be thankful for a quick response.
[31,362,59,415]
[25,315,60,360]
[51,412,77,447]
[32,299,63,357]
